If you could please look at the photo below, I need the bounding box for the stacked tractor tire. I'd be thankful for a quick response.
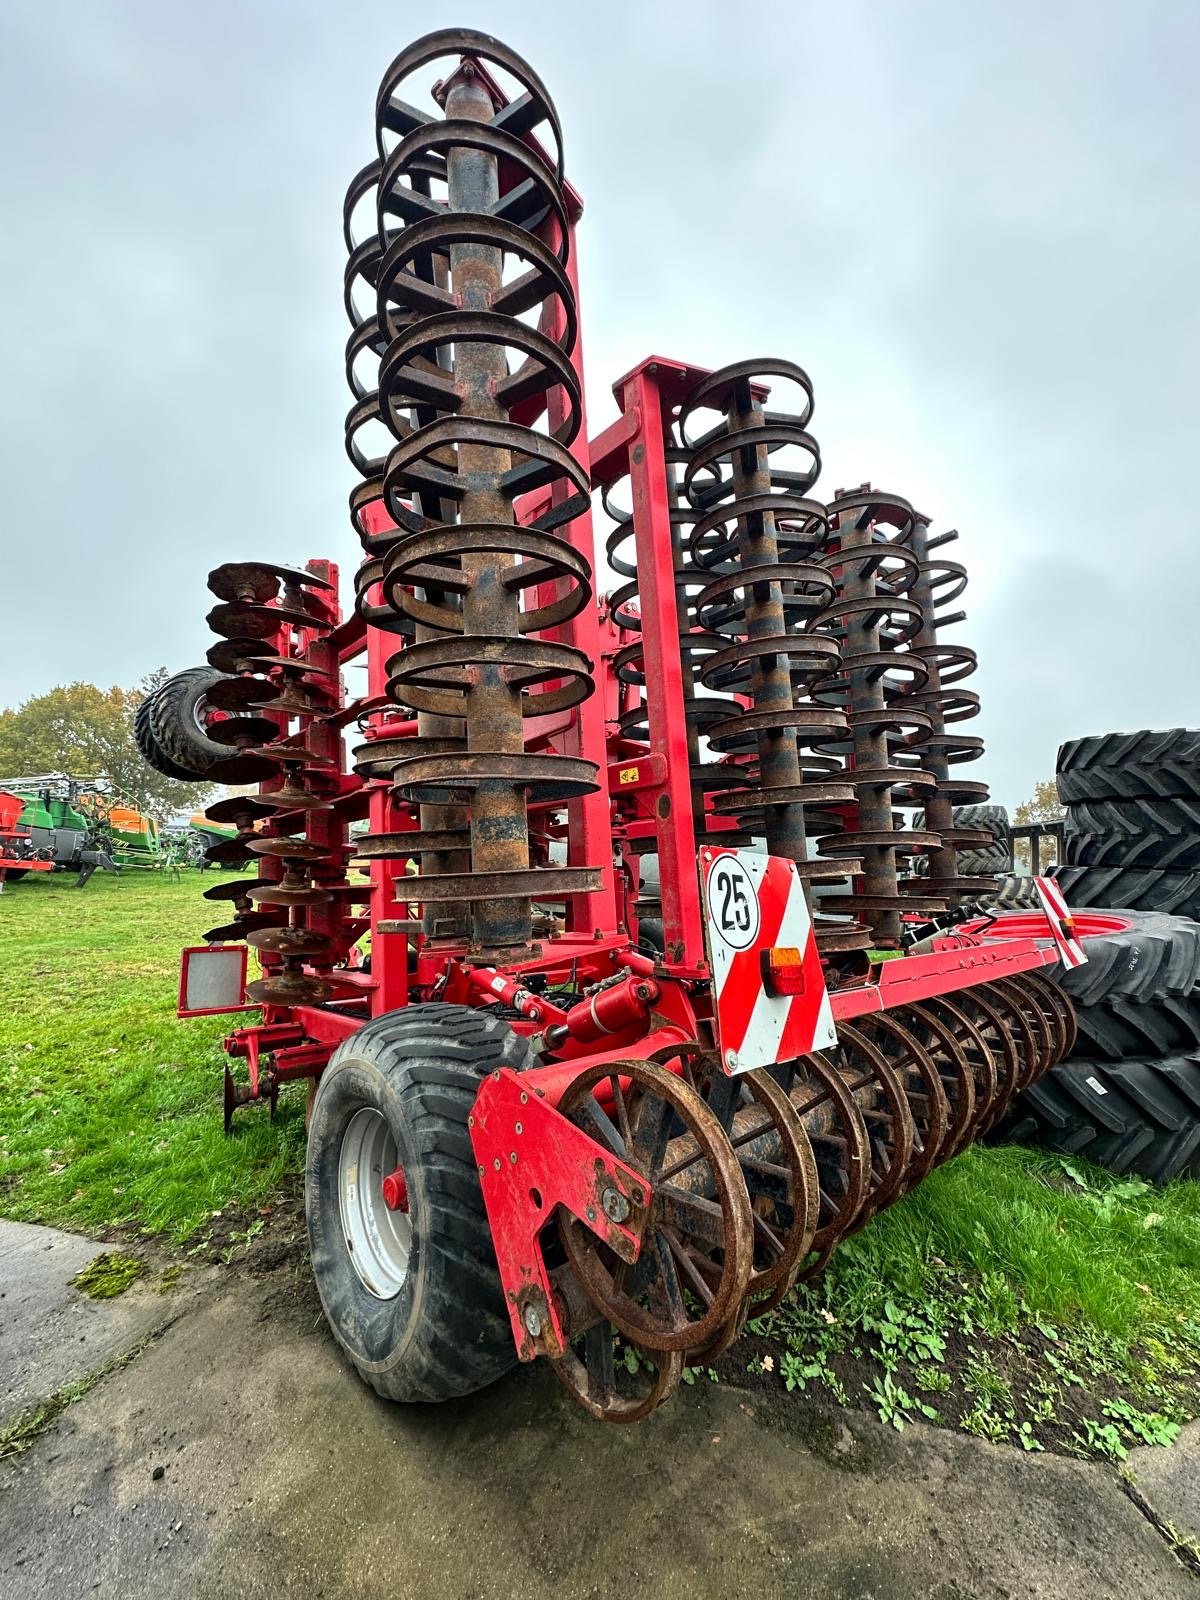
[996,729,1200,1182]
[1054,730,1200,920]
[912,802,1011,878]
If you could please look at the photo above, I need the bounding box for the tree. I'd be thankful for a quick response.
[1011,779,1065,871]
[0,674,214,818]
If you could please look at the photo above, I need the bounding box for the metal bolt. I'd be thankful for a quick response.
[601,1187,631,1224]
[586,1206,597,1222]
[726,1050,739,1069]
[523,1303,543,1338]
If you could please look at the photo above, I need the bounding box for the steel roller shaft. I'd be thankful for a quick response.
[676,362,868,953]
[344,31,601,957]
[906,513,996,900]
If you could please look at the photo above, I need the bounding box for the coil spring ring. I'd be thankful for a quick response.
[342,31,602,943]
[905,512,999,898]
[672,361,874,953]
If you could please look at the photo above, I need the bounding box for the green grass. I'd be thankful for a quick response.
[729,1148,1200,1454]
[0,871,304,1241]
[820,1144,1200,1344]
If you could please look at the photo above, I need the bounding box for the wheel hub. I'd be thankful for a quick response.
[338,1108,411,1299]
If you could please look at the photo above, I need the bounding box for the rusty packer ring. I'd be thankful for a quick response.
[556,1059,753,1355]
[682,1061,820,1361]
[853,1010,951,1194]
[550,1328,682,1425]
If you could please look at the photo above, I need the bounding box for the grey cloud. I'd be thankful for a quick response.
[1,0,1197,809]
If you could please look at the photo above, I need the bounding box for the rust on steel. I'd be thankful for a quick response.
[345,37,600,952]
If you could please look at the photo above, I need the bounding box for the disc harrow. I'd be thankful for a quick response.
[166,26,1082,1429]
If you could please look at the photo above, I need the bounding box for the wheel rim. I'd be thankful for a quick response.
[194,693,231,736]
[337,1107,411,1299]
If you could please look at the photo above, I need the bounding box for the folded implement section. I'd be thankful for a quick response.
[173,29,1079,1422]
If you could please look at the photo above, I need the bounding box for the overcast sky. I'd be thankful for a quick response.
[1,1,1197,808]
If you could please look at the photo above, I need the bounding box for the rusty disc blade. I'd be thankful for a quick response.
[206,715,283,750]
[208,562,282,604]
[207,601,330,640]
[203,913,282,942]
[208,561,335,602]
[205,838,257,867]
[246,653,337,679]
[202,878,267,902]
[248,685,329,716]
[246,927,335,957]
[246,972,334,1006]
[204,676,282,712]
[204,795,277,825]
[259,782,335,811]
[206,752,282,785]
[206,637,275,673]
[260,562,335,592]
[240,742,333,770]
[248,882,334,906]
[246,838,338,863]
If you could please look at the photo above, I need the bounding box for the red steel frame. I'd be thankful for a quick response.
[201,300,1064,1118]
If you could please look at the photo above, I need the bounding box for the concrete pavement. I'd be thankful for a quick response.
[0,1220,175,1428]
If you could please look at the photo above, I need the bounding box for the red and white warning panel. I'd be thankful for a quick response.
[701,846,837,1075]
[1031,876,1088,970]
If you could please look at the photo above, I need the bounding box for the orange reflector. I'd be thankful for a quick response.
[763,946,807,996]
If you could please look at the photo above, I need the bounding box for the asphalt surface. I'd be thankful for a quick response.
[1,1220,1197,1600]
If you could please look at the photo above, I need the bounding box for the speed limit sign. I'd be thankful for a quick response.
[701,846,836,1075]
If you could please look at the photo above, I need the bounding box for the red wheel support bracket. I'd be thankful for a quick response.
[469,1068,649,1363]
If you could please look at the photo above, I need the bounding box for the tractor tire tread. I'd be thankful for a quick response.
[1050,864,1200,921]
[982,875,1042,910]
[147,666,235,781]
[981,906,1200,1004]
[134,689,200,783]
[1056,729,1200,805]
[911,803,1012,876]
[999,1054,1200,1184]
[306,1004,534,1406]
[1074,992,1200,1062]
[1062,796,1200,871]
